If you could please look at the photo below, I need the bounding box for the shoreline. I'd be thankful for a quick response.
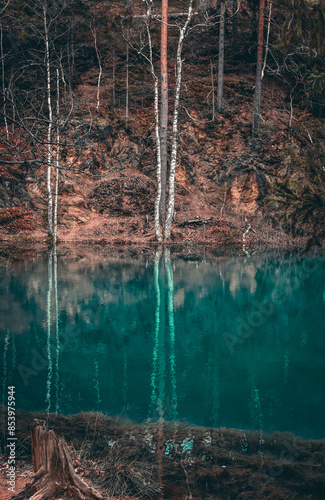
[1,410,325,499]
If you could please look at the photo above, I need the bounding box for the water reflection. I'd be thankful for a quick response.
[150,249,178,422]
[0,251,324,438]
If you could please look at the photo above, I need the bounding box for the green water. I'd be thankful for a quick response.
[0,250,324,438]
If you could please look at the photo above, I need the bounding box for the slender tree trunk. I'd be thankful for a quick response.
[54,69,59,245]
[9,71,14,134]
[112,47,116,108]
[0,21,9,141]
[126,30,129,127]
[154,83,162,240]
[44,2,53,237]
[93,28,102,113]
[261,0,272,81]
[211,59,215,122]
[144,1,163,241]
[164,0,193,240]
[160,0,168,226]
[252,0,266,132]
[217,0,226,113]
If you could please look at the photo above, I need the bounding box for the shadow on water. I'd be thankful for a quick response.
[0,246,325,498]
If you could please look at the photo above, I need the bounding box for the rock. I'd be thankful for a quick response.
[218,156,269,214]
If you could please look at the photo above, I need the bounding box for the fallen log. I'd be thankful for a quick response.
[12,419,103,500]
[180,217,216,227]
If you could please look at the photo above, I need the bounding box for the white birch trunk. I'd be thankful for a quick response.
[163,0,193,240]
[0,22,9,141]
[44,2,53,237]
[216,0,225,113]
[211,58,215,122]
[126,34,129,127]
[261,0,272,81]
[112,47,116,108]
[145,1,163,241]
[54,69,59,245]
[93,28,102,112]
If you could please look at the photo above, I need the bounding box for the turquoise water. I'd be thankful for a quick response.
[0,250,324,438]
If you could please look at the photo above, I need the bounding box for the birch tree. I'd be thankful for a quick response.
[163,0,194,240]
[252,0,266,132]
[216,0,226,113]
[140,1,163,240]
[43,0,54,238]
[140,0,194,241]
[0,0,94,242]
[54,69,60,245]
[0,20,9,140]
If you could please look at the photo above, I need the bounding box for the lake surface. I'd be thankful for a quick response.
[1,249,324,439]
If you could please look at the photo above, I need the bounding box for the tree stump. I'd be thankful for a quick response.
[12,419,103,500]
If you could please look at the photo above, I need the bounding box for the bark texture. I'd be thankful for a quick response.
[143,0,163,241]
[217,0,226,113]
[12,420,102,500]
[44,3,53,237]
[160,0,169,226]
[164,0,193,239]
[252,0,266,131]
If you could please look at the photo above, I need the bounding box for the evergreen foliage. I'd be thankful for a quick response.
[270,176,325,248]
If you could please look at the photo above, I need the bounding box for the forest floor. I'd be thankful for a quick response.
[0,410,325,500]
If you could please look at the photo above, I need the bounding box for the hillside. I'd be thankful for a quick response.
[0,0,324,250]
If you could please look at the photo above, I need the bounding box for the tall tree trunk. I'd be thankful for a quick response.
[44,2,53,238]
[164,0,193,240]
[54,69,59,245]
[160,0,168,226]
[261,0,272,81]
[252,0,266,132]
[126,31,129,127]
[9,70,15,134]
[112,47,116,108]
[217,0,226,113]
[144,1,162,240]
[92,27,102,113]
[0,21,9,141]
[211,59,215,121]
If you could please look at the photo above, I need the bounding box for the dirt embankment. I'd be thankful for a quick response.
[0,2,324,250]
